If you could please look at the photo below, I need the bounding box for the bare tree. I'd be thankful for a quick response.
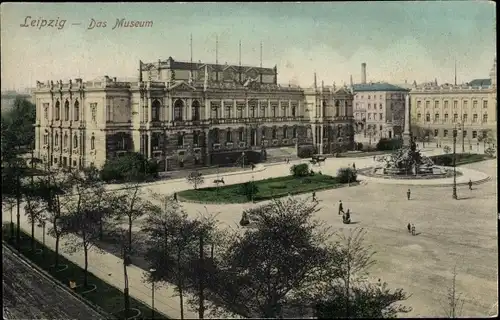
[58,167,115,287]
[186,170,204,190]
[313,228,412,318]
[440,264,466,318]
[23,184,46,252]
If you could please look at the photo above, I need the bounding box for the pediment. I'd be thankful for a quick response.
[170,81,196,91]
[143,63,157,71]
[223,65,238,72]
[197,64,214,71]
[246,68,259,79]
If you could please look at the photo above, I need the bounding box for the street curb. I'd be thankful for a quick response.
[2,241,113,320]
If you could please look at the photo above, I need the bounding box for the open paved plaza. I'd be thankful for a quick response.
[4,148,497,318]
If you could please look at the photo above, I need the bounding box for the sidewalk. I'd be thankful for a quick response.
[2,208,242,320]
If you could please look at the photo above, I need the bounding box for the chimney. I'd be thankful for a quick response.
[361,63,367,84]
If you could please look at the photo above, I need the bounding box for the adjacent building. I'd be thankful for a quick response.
[33,57,355,171]
[352,63,410,140]
[409,57,497,144]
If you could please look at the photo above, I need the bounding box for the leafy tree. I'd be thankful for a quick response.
[100,152,158,183]
[336,167,357,184]
[410,122,432,143]
[312,228,412,318]
[376,138,402,151]
[290,163,310,177]
[58,167,115,287]
[443,145,451,154]
[24,182,46,252]
[187,171,204,190]
[239,181,259,201]
[1,97,36,150]
[201,197,335,318]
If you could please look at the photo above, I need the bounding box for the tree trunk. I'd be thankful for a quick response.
[54,233,60,268]
[30,210,35,252]
[84,245,89,287]
[128,215,132,255]
[198,234,205,319]
[99,216,103,240]
[16,174,21,250]
[177,250,184,320]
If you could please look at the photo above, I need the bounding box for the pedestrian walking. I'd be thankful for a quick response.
[468,179,473,190]
[173,192,178,201]
[411,224,416,236]
[338,200,344,215]
[407,189,411,200]
[312,191,317,202]
[353,162,356,170]
[407,223,411,233]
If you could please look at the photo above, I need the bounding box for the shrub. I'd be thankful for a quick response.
[100,152,158,183]
[356,142,363,150]
[297,145,317,158]
[239,181,259,201]
[430,154,453,166]
[485,147,496,158]
[376,138,402,151]
[290,163,310,177]
[336,167,357,183]
[443,145,451,154]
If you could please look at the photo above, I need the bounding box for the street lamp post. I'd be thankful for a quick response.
[452,126,458,200]
[251,174,255,203]
[461,122,465,153]
[150,268,156,319]
[37,219,47,259]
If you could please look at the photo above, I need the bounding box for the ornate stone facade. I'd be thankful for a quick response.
[33,59,354,171]
[409,58,497,143]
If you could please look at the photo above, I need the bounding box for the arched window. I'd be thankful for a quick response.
[63,133,68,147]
[335,100,340,117]
[152,132,161,150]
[74,100,80,121]
[272,128,277,139]
[322,100,327,117]
[177,132,184,146]
[293,127,297,138]
[43,130,49,145]
[54,133,59,146]
[226,129,232,142]
[55,101,60,120]
[425,113,430,122]
[90,134,95,150]
[261,127,266,138]
[192,100,201,121]
[283,127,288,138]
[213,128,219,143]
[174,100,183,121]
[152,100,161,121]
[64,101,70,121]
[291,106,296,117]
[193,131,199,145]
[73,134,78,148]
[238,128,244,141]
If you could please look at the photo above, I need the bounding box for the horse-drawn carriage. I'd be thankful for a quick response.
[310,155,327,166]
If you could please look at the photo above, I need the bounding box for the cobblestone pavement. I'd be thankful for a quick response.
[2,244,108,320]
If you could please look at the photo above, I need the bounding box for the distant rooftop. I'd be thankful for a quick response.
[352,82,409,92]
[467,78,491,88]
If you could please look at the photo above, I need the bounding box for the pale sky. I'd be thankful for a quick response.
[1,1,496,90]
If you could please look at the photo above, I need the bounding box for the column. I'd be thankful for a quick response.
[245,99,249,118]
[205,98,210,120]
[267,99,271,118]
[312,124,316,146]
[319,125,323,154]
[147,95,152,122]
[204,129,211,165]
[147,132,152,158]
[220,100,224,119]
[288,100,292,118]
[187,98,192,120]
[233,100,237,119]
[138,94,143,122]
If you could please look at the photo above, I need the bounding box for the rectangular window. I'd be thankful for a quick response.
[434,129,439,137]
[444,114,448,122]
[483,114,488,123]
[434,101,439,108]
[379,104,383,110]
[368,113,372,120]
[453,101,458,109]
[472,114,478,123]
[444,101,449,108]
[43,103,49,120]
[225,107,231,119]
[473,101,478,109]
[90,103,97,122]
[443,130,448,137]
[463,114,468,122]
[417,113,421,121]
[453,114,458,123]
[238,130,244,141]
[107,105,112,122]
[379,113,383,120]
[472,131,477,139]
[368,95,371,99]
[426,101,430,108]
[463,130,467,138]
[463,101,468,108]
[434,113,439,121]
[417,101,421,108]
[238,107,243,118]
[272,106,277,117]
[426,114,430,122]
[483,101,488,108]
[368,104,371,110]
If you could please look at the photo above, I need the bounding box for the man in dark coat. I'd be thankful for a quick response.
[407,189,411,200]
[338,200,344,215]
[407,223,411,233]
[468,179,473,190]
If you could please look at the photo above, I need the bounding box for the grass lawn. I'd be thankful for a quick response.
[2,224,169,320]
[178,174,352,204]
[336,150,392,158]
